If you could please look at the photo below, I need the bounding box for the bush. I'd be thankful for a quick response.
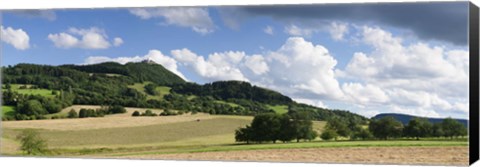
[132,111,140,117]
[320,129,338,141]
[109,105,126,114]
[67,109,78,118]
[17,129,47,155]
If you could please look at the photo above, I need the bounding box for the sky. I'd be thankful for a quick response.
[0,2,470,119]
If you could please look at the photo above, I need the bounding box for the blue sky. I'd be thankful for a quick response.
[0,2,470,119]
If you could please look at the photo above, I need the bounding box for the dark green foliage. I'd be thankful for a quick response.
[171,81,293,105]
[17,129,47,155]
[440,117,467,138]
[320,129,338,141]
[403,118,433,140]
[17,100,48,117]
[79,109,88,118]
[351,128,373,140]
[67,109,78,118]
[109,105,126,114]
[324,117,351,139]
[132,111,140,117]
[144,83,158,95]
[235,113,317,144]
[61,62,185,85]
[369,116,404,140]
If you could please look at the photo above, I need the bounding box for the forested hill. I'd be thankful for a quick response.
[2,62,368,123]
[61,62,185,85]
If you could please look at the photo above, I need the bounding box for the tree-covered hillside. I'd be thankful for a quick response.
[2,62,367,123]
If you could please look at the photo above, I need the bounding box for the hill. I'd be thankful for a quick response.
[2,62,367,123]
[372,113,468,127]
[61,62,185,85]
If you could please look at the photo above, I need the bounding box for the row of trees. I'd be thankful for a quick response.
[235,111,317,144]
[321,116,467,141]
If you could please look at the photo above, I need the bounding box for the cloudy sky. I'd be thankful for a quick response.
[1,2,470,119]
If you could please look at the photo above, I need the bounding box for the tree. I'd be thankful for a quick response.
[441,118,467,138]
[16,129,47,155]
[432,123,445,137]
[144,83,158,95]
[320,129,338,141]
[79,109,88,118]
[67,109,78,118]
[132,111,140,117]
[369,116,403,140]
[235,126,253,144]
[278,115,296,143]
[250,113,281,143]
[17,99,48,116]
[351,128,373,140]
[325,117,351,140]
[404,118,433,140]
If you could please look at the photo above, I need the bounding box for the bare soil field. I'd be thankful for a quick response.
[123,146,468,166]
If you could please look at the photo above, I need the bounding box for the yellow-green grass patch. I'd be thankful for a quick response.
[1,106,15,117]
[128,82,171,100]
[3,84,55,98]
[267,105,288,114]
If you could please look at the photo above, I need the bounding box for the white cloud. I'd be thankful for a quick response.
[113,37,124,47]
[172,49,249,82]
[329,22,349,41]
[284,24,317,37]
[48,27,121,49]
[0,26,30,50]
[263,26,274,35]
[172,37,344,101]
[129,7,215,35]
[84,50,186,80]
[342,83,389,105]
[339,26,469,118]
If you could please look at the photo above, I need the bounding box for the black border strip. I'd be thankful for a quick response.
[470,2,479,165]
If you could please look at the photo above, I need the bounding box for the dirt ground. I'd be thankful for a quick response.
[123,146,468,166]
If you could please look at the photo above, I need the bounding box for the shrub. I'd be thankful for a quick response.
[67,109,78,118]
[17,129,47,155]
[320,129,338,141]
[132,111,140,117]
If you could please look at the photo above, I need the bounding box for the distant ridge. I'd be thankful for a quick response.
[372,113,468,127]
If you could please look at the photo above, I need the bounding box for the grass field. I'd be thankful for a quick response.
[1,106,15,117]
[3,84,55,98]
[128,82,171,100]
[267,105,288,114]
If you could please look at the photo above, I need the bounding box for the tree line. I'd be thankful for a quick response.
[321,116,467,141]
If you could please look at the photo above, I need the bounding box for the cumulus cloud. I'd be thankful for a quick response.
[129,7,215,35]
[263,26,274,35]
[113,37,124,47]
[1,26,30,50]
[339,26,469,118]
[48,27,122,49]
[328,22,349,41]
[284,24,317,37]
[172,37,344,101]
[84,50,186,80]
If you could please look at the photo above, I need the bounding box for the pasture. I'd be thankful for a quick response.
[1,106,15,117]
[128,82,172,100]
[3,84,55,98]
